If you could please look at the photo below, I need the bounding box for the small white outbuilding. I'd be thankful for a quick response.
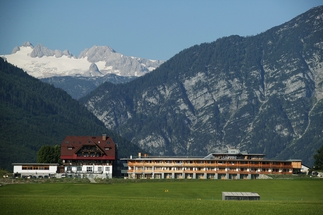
[222,192,260,200]
[12,163,59,178]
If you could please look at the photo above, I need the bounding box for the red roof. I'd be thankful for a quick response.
[60,135,116,161]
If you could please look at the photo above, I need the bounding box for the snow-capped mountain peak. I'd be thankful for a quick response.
[12,41,34,54]
[78,45,117,62]
[30,44,74,58]
[1,42,164,78]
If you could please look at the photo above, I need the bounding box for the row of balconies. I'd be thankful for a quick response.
[129,166,292,172]
[126,169,292,174]
[128,161,291,165]
[127,163,293,168]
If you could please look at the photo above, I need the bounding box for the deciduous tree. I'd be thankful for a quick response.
[37,145,61,164]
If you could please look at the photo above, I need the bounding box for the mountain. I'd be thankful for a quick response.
[80,6,323,166]
[0,58,144,171]
[1,43,164,99]
[41,75,136,99]
[2,42,164,78]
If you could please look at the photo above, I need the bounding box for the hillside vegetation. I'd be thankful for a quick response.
[0,58,143,171]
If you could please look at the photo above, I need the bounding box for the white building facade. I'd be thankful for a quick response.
[12,163,58,178]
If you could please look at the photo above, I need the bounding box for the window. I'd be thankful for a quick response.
[77,166,82,171]
[98,167,102,172]
[105,167,110,172]
[86,167,93,172]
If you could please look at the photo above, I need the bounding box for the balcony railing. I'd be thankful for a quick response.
[128,163,293,169]
[126,169,293,174]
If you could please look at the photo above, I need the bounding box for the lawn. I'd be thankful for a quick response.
[0,179,322,214]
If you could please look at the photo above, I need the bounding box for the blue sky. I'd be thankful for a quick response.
[0,0,322,60]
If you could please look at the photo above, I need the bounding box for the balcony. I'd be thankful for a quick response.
[126,162,294,173]
[268,171,292,175]
[131,170,154,173]
[182,170,195,173]
[124,169,293,175]
[238,171,250,174]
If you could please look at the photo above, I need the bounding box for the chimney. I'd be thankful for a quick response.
[102,134,106,140]
[138,152,141,158]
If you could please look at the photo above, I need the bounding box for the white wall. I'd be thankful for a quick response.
[64,165,113,178]
[13,165,57,175]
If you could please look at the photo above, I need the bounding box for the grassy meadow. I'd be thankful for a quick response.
[0,179,323,214]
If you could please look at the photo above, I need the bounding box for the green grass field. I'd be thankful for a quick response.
[1,179,323,214]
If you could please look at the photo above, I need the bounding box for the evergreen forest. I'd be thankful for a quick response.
[0,58,143,171]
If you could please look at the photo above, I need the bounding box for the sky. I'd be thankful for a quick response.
[0,0,322,60]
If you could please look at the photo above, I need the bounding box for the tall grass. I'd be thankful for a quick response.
[1,179,322,214]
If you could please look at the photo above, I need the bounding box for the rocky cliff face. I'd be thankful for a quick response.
[81,6,323,165]
[78,46,163,77]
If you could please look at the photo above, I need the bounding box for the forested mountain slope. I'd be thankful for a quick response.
[41,74,136,99]
[80,6,323,166]
[0,58,143,171]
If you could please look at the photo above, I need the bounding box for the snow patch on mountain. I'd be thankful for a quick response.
[1,42,164,78]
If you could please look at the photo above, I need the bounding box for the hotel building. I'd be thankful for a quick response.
[121,149,301,179]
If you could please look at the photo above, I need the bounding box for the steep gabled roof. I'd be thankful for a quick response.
[60,135,116,160]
